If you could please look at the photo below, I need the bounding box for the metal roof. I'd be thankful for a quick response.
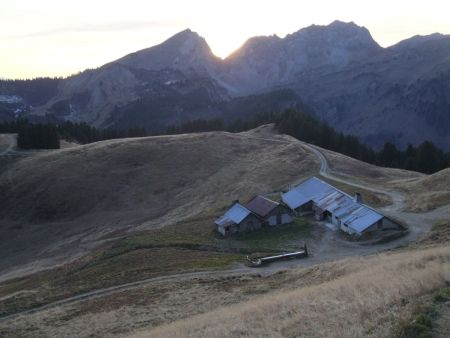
[282,189,311,210]
[282,177,334,209]
[215,203,251,226]
[245,195,279,217]
[282,177,384,234]
[342,207,383,233]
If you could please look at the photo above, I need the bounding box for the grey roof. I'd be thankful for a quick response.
[215,203,252,227]
[282,177,334,209]
[282,177,384,233]
[342,207,383,233]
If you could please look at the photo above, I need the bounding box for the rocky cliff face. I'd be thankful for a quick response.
[2,21,450,149]
[291,34,450,149]
[220,21,381,94]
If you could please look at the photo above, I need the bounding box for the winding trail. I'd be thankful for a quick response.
[237,135,449,241]
[0,268,255,323]
[1,132,449,323]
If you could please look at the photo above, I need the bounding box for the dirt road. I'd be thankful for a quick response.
[301,142,450,243]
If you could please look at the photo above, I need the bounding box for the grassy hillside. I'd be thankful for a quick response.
[4,244,448,338]
[0,126,319,276]
[320,147,424,185]
[128,245,450,338]
[391,168,450,212]
[0,125,428,279]
[0,126,446,338]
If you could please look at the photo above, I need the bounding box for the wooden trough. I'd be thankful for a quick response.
[246,244,308,267]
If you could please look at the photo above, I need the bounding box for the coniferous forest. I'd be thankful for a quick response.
[165,110,450,175]
[1,110,449,174]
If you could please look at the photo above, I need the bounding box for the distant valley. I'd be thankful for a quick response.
[1,20,450,149]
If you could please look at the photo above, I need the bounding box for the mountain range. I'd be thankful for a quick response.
[1,20,450,149]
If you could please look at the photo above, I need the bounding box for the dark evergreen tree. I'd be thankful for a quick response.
[416,141,440,174]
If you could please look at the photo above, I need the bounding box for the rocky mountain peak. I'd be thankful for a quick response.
[115,28,218,74]
[391,33,447,50]
[288,20,380,50]
[161,28,209,50]
[226,35,282,61]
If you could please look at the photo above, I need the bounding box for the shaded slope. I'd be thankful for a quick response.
[0,127,318,275]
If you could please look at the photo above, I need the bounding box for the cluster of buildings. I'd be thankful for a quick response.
[215,177,402,237]
[214,195,292,236]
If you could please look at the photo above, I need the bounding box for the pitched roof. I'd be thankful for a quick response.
[245,195,279,217]
[282,177,384,233]
[341,207,383,233]
[282,177,334,209]
[215,203,252,226]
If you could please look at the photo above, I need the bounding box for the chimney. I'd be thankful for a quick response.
[354,192,362,203]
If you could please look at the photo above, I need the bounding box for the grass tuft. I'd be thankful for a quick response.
[397,286,450,338]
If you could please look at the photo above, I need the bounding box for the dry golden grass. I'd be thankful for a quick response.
[128,245,450,338]
[0,128,319,277]
[59,139,80,149]
[422,219,450,244]
[3,245,449,338]
[391,168,450,212]
[320,147,423,186]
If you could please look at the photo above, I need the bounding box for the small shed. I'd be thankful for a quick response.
[214,203,262,236]
[245,195,293,226]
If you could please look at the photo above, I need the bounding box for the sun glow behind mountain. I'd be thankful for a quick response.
[1,0,449,79]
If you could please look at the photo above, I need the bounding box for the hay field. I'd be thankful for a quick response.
[3,243,449,338]
[128,244,450,338]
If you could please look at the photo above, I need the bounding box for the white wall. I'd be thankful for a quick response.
[282,214,293,224]
[268,215,277,226]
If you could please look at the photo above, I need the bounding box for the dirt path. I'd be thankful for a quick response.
[302,143,450,241]
[0,268,258,323]
[2,132,449,323]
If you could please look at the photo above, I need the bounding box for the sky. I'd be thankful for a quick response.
[1,0,449,79]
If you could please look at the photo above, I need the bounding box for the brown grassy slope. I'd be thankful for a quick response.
[0,128,318,275]
[389,168,450,212]
[2,244,447,338]
[422,218,450,244]
[0,125,425,277]
[128,245,450,338]
[321,147,424,185]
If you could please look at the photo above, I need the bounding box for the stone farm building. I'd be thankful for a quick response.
[215,203,262,236]
[245,195,293,226]
[282,177,402,236]
[215,195,293,236]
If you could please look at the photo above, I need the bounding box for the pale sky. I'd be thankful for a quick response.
[1,0,449,79]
